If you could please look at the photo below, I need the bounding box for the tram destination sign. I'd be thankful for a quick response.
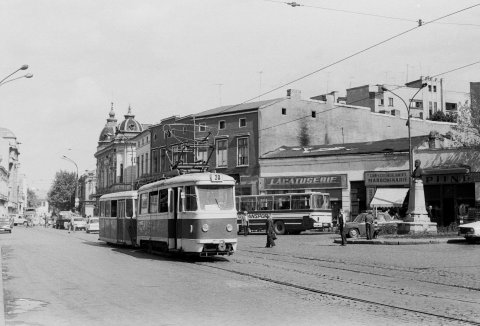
[261,174,347,190]
[364,170,409,186]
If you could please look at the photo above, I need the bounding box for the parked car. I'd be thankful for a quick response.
[85,217,99,233]
[0,216,12,233]
[345,211,402,238]
[10,214,27,226]
[458,221,480,243]
[73,217,87,231]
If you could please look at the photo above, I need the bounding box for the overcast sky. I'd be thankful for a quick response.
[1,0,479,191]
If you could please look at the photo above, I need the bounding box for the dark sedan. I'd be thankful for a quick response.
[345,212,401,238]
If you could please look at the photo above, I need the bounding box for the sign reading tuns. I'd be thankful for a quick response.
[364,170,409,186]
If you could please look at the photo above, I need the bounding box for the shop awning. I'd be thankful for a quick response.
[370,188,409,208]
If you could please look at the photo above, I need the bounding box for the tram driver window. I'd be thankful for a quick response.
[111,200,118,217]
[159,189,168,213]
[184,186,198,211]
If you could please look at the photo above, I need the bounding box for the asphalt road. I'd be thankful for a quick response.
[1,227,479,326]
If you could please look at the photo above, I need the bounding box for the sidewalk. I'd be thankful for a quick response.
[333,237,466,245]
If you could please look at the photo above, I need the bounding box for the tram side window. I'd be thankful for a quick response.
[126,199,134,218]
[149,191,159,213]
[105,201,111,217]
[239,197,256,212]
[184,186,197,211]
[139,194,149,214]
[159,189,168,213]
[312,195,324,209]
[111,200,118,217]
[100,201,105,217]
[291,195,310,210]
[274,196,291,210]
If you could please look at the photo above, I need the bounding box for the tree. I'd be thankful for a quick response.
[451,101,480,146]
[47,170,76,212]
[27,188,39,208]
[429,111,456,123]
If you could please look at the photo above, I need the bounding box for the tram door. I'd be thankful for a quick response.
[117,200,125,243]
[170,188,178,249]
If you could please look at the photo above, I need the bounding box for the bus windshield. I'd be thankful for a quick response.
[197,185,234,211]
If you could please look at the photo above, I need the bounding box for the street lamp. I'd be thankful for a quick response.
[380,83,427,187]
[0,64,33,87]
[62,155,79,210]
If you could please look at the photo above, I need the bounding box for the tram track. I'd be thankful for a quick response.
[196,260,480,326]
[238,249,480,293]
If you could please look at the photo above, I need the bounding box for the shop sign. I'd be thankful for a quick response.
[364,170,409,186]
[423,172,480,185]
[261,174,347,190]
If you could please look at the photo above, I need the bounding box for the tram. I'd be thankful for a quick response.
[98,191,138,245]
[99,172,237,256]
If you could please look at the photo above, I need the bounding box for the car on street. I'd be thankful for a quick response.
[10,214,27,226]
[458,221,480,243]
[345,211,402,238]
[73,217,87,231]
[0,216,12,233]
[85,217,99,233]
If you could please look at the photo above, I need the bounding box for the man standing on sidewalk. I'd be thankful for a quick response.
[365,212,374,240]
[338,209,347,246]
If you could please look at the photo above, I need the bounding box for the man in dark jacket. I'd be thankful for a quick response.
[365,212,374,240]
[338,209,347,246]
[265,215,276,247]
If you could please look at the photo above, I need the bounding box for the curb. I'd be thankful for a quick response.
[333,238,466,245]
[0,246,5,326]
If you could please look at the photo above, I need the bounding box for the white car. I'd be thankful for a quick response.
[458,221,480,243]
[73,218,87,231]
[85,217,99,233]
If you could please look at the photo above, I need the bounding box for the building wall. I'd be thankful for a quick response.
[258,92,454,156]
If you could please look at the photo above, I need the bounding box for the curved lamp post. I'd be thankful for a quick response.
[0,64,33,87]
[380,83,427,187]
[62,155,79,210]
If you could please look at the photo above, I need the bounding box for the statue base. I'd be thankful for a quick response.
[397,221,438,235]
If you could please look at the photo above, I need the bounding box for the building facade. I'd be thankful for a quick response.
[78,170,96,217]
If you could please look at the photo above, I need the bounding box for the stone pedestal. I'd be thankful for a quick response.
[398,179,437,234]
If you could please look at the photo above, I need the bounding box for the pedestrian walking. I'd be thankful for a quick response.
[365,212,374,240]
[265,215,276,247]
[68,215,76,233]
[241,211,249,236]
[338,209,347,246]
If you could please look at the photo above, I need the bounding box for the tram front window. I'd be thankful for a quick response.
[197,186,234,211]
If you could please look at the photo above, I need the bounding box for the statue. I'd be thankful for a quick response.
[411,159,423,180]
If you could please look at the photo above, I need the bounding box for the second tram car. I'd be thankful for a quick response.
[98,191,138,245]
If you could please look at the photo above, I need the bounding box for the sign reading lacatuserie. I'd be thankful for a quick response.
[261,174,347,190]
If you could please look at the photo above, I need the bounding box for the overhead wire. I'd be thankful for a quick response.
[215,3,480,115]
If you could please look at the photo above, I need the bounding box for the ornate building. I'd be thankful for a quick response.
[94,104,144,201]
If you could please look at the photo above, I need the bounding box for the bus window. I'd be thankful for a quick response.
[312,194,324,209]
[184,186,198,211]
[257,196,273,210]
[274,195,291,210]
[149,191,159,213]
[111,200,118,217]
[159,189,168,213]
[239,196,256,212]
[140,193,148,214]
[126,199,134,217]
[198,186,234,211]
[291,195,310,210]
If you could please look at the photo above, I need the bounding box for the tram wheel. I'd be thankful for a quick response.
[274,221,286,235]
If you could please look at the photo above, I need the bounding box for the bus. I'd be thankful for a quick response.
[236,192,332,235]
[98,191,138,246]
[136,172,237,256]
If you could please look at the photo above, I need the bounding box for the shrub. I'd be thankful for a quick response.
[376,224,398,235]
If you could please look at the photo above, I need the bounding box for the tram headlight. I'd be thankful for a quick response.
[202,224,209,232]
[226,224,233,232]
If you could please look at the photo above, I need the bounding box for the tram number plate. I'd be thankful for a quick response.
[211,174,223,182]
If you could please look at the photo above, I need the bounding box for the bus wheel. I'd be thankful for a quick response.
[274,221,286,235]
